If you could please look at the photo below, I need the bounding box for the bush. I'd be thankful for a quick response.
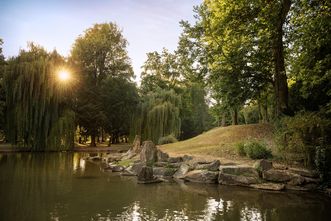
[275,111,331,167]
[244,141,272,159]
[236,142,246,156]
[158,134,178,145]
[236,141,272,159]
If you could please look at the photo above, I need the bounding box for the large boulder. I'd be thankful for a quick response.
[218,173,260,186]
[173,163,191,179]
[168,156,183,163]
[219,165,259,177]
[132,135,142,153]
[195,160,221,171]
[153,167,177,177]
[254,159,273,173]
[288,168,319,178]
[137,166,161,184]
[183,170,219,183]
[262,169,297,183]
[157,150,169,162]
[130,162,144,175]
[140,141,157,165]
[218,165,260,186]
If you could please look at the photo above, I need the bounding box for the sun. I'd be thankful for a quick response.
[58,70,71,82]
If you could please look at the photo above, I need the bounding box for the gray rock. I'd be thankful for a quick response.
[173,163,190,179]
[219,165,259,178]
[168,156,183,163]
[153,167,177,177]
[183,170,218,183]
[157,150,169,162]
[110,165,124,172]
[254,159,273,172]
[130,162,143,175]
[262,169,296,183]
[250,183,285,191]
[167,162,182,168]
[182,155,193,161]
[140,141,157,165]
[137,166,154,181]
[288,168,319,178]
[195,160,221,171]
[154,162,168,167]
[219,173,260,186]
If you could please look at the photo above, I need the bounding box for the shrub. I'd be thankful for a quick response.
[236,142,246,156]
[244,141,272,159]
[158,134,178,145]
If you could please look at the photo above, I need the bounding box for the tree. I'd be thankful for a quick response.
[101,76,139,144]
[71,23,133,146]
[4,44,75,150]
[0,39,6,134]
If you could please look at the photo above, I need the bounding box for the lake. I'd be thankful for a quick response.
[0,152,330,221]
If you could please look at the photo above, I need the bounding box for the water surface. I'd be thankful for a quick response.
[0,153,330,221]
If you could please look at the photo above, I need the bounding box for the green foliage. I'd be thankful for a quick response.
[70,23,134,145]
[235,142,246,157]
[236,141,272,159]
[158,134,178,145]
[276,112,331,167]
[4,44,75,150]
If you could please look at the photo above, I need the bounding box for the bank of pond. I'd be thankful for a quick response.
[0,142,331,220]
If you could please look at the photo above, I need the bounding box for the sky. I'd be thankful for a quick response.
[0,0,201,82]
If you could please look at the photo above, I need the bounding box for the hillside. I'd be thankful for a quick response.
[160,123,274,164]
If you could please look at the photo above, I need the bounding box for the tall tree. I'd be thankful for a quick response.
[4,44,75,150]
[0,39,6,134]
[71,23,133,146]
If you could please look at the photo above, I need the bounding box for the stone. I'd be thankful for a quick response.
[262,169,296,183]
[137,166,161,184]
[288,168,319,178]
[183,170,218,183]
[140,141,157,165]
[132,135,142,153]
[168,156,183,163]
[167,162,182,168]
[195,160,221,171]
[182,155,193,161]
[154,162,168,167]
[89,156,102,161]
[219,165,259,178]
[137,166,154,181]
[130,162,143,175]
[287,175,305,186]
[110,165,125,172]
[157,149,169,162]
[218,173,260,186]
[173,163,190,179]
[254,159,273,172]
[250,183,285,191]
[153,167,177,177]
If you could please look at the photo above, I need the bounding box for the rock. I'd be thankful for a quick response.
[173,164,190,179]
[250,183,285,191]
[219,173,260,186]
[111,165,125,172]
[262,169,296,183]
[285,185,311,191]
[254,159,273,172]
[153,167,177,177]
[183,170,218,183]
[89,156,102,161]
[137,166,161,184]
[137,166,154,181]
[195,160,221,171]
[140,141,157,165]
[168,156,183,163]
[219,166,259,178]
[157,150,169,162]
[287,175,305,186]
[288,168,319,178]
[132,135,142,153]
[130,162,143,175]
[182,155,193,161]
[154,162,168,167]
[167,162,182,168]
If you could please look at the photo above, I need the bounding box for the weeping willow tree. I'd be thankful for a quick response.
[4,44,75,151]
[131,88,181,144]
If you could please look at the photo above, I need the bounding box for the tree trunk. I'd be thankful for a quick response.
[272,0,291,116]
[221,113,226,127]
[90,135,96,147]
[232,108,238,125]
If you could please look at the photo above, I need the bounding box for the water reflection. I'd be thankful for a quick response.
[0,153,331,221]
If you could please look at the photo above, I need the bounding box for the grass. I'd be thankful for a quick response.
[160,123,274,162]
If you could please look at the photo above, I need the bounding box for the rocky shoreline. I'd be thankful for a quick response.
[86,139,323,193]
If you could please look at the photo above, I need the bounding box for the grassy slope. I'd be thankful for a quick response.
[160,123,274,164]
